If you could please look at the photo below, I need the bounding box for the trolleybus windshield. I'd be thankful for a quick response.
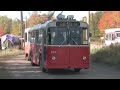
[47,27,88,45]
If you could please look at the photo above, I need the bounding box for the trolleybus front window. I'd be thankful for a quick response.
[69,28,89,45]
[69,28,81,45]
[47,28,67,45]
[47,27,88,45]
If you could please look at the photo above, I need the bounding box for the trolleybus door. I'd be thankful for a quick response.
[46,27,69,65]
[68,28,89,66]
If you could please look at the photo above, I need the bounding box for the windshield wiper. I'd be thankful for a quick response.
[60,35,69,45]
[71,38,78,45]
[61,40,66,45]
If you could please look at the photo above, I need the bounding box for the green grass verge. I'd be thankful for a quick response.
[0,48,24,57]
[91,44,120,68]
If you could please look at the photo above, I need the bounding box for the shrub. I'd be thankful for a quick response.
[91,44,120,68]
[0,48,24,58]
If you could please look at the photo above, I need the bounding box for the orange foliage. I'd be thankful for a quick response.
[27,13,47,27]
[0,26,5,37]
[98,11,120,36]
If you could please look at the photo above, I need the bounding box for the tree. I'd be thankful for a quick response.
[0,16,12,34]
[81,16,87,22]
[0,26,5,37]
[11,19,21,36]
[27,12,48,27]
[98,11,120,36]
[27,11,56,27]
[90,11,103,38]
[47,11,53,16]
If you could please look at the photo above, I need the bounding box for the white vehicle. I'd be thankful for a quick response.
[104,28,120,46]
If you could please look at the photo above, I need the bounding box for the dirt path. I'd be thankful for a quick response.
[0,55,120,79]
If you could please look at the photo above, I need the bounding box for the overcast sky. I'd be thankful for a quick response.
[0,11,97,21]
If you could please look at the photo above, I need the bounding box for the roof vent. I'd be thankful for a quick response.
[67,15,74,19]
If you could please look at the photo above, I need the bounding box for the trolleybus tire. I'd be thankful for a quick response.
[30,55,36,66]
[40,63,46,72]
[74,68,81,72]
[26,56,30,61]
[39,60,46,72]
[41,67,46,72]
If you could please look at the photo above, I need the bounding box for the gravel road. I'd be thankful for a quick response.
[0,55,120,79]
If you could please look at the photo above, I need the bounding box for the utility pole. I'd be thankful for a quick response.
[92,13,95,36]
[88,11,91,43]
[88,11,90,34]
[20,11,24,38]
[25,16,27,28]
[87,11,90,25]
[88,11,91,35]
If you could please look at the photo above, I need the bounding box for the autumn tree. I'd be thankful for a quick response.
[81,11,103,38]
[0,16,12,34]
[90,11,103,38]
[11,19,21,36]
[27,11,56,27]
[27,12,48,27]
[81,16,87,22]
[98,11,120,36]
[0,26,5,37]
[47,11,53,16]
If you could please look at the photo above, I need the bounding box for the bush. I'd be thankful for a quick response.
[90,38,104,44]
[0,48,24,58]
[91,44,120,68]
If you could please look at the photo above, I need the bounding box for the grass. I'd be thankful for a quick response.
[0,48,24,58]
[91,44,120,68]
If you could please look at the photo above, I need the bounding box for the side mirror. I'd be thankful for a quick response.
[89,32,92,37]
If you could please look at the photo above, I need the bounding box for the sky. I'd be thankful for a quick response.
[0,11,97,21]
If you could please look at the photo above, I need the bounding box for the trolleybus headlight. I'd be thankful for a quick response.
[83,56,86,60]
[52,56,56,60]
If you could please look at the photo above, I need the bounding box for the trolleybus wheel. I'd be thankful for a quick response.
[38,54,41,66]
[40,64,46,72]
[30,54,36,66]
[39,60,46,72]
[74,68,81,72]
[41,67,46,72]
[26,56,30,61]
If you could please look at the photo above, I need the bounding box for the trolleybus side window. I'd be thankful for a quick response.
[28,32,31,43]
[36,30,39,43]
[37,30,42,44]
[82,28,88,44]
[31,31,36,43]
[25,33,27,42]
[47,29,51,45]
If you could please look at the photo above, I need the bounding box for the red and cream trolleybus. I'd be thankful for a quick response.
[24,28,31,61]
[28,14,90,72]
